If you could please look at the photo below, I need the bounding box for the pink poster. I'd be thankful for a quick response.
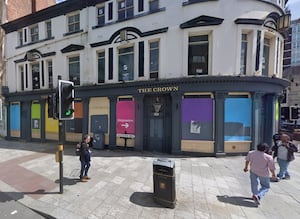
[116,100,135,137]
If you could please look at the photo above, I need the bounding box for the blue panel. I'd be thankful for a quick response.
[10,104,20,130]
[224,98,252,141]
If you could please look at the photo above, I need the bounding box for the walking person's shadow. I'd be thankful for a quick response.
[217,195,258,208]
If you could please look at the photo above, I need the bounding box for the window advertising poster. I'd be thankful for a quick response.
[224,98,252,141]
[182,98,213,140]
[116,100,135,138]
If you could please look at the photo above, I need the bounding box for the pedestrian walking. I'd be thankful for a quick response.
[243,143,276,205]
[272,133,298,180]
[79,134,92,182]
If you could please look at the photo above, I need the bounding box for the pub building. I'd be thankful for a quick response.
[1,0,290,156]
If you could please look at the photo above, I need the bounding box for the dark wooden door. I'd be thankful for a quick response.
[143,95,171,153]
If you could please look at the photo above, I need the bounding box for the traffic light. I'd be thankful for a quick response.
[281,106,290,121]
[47,93,58,119]
[290,106,300,120]
[59,80,74,120]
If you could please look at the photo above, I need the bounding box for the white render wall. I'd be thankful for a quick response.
[4,0,285,92]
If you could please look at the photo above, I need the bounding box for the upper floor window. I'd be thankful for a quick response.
[68,14,80,33]
[98,52,105,83]
[108,2,113,20]
[138,0,144,12]
[47,61,53,89]
[240,34,248,75]
[149,0,159,12]
[30,25,39,42]
[188,35,209,75]
[118,0,134,21]
[119,46,134,81]
[46,21,52,39]
[149,41,159,75]
[262,38,270,76]
[19,65,24,91]
[18,30,23,46]
[69,56,80,85]
[31,63,40,90]
[97,6,105,26]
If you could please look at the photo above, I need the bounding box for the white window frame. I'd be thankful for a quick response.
[96,4,105,26]
[18,30,23,46]
[67,13,80,33]
[31,62,41,90]
[187,34,210,76]
[97,50,106,83]
[45,20,52,39]
[30,24,39,43]
[118,45,135,81]
[149,40,160,75]
[262,31,276,77]
[68,55,80,85]
[238,30,254,76]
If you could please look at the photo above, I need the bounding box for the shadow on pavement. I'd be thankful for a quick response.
[55,177,80,186]
[0,191,24,202]
[130,192,164,208]
[0,190,59,204]
[216,195,258,208]
[0,191,56,219]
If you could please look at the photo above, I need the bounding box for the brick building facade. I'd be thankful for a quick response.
[6,0,55,21]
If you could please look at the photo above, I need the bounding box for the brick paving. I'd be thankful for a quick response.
[0,139,300,218]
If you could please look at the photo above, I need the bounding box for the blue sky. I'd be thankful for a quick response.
[287,0,300,20]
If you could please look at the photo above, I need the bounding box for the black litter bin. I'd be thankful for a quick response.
[93,133,104,149]
[153,158,176,208]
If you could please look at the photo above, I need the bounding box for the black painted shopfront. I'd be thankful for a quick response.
[4,76,289,156]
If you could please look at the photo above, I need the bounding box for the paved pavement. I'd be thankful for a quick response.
[0,139,300,219]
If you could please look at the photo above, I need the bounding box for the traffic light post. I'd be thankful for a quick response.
[57,80,75,194]
[59,80,74,120]
[47,78,75,194]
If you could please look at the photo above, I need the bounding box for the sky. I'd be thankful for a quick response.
[287,0,300,20]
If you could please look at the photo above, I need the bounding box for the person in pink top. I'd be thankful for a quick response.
[243,143,276,205]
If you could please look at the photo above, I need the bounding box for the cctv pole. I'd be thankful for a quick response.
[58,75,64,194]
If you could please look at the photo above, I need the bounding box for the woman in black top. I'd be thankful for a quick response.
[79,135,91,182]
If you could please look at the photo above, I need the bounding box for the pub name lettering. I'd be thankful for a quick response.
[138,86,179,93]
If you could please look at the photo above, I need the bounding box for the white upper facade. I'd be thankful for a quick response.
[2,0,288,93]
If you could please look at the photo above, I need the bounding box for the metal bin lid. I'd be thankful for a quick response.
[153,158,175,168]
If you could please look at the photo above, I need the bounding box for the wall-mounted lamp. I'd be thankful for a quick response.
[153,97,162,117]
[277,13,291,32]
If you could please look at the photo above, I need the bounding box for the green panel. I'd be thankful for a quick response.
[32,103,41,130]
[32,103,41,118]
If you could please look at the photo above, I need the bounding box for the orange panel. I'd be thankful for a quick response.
[74,102,83,118]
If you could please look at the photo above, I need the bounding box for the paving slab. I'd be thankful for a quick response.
[0,139,299,219]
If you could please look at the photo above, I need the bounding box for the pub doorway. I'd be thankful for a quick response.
[143,95,172,153]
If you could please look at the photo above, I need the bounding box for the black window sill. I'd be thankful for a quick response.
[63,29,84,37]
